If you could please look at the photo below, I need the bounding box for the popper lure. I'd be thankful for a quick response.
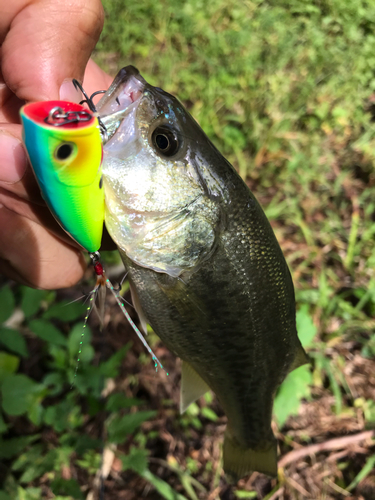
[20,101,105,253]
[20,99,166,374]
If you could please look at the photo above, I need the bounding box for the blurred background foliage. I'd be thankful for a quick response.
[1,0,375,498]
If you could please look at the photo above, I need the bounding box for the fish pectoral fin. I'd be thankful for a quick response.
[180,361,210,414]
[223,430,278,483]
[289,343,310,373]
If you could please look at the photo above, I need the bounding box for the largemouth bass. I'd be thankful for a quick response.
[99,66,309,482]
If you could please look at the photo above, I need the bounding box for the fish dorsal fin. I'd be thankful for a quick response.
[129,280,148,334]
[289,344,310,373]
[180,361,210,414]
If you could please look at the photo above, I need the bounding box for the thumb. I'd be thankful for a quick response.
[1,0,104,102]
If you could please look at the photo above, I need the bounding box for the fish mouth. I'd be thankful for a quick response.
[97,66,146,143]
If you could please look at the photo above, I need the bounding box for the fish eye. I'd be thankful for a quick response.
[151,126,180,157]
[54,142,75,161]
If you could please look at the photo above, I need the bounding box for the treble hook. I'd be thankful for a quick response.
[72,79,108,141]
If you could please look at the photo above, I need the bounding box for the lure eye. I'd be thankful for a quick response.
[54,142,75,161]
[151,126,180,157]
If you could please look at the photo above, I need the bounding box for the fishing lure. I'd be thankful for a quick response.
[21,100,105,252]
[20,99,166,373]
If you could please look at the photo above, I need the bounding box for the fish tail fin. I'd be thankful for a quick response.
[223,430,278,483]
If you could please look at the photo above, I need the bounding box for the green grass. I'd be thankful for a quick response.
[1,0,375,498]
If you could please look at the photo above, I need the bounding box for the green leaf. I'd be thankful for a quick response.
[0,285,15,324]
[61,434,102,456]
[42,372,65,396]
[166,459,206,500]
[201,407,218,422]
[68,323,93,361]
[13,447,58,484]
[50,478,84,500]
[16,487,43,500]
[361,334,375,359]
[0,491,12,500]
[75,449,102,474]
[29,319,67,346]
[106,393,143,412]
[28,400,44,426]
[99,343,131,378]
[235,491,257,498]
[0,351,19,383]
[274,365,312,427]
[142,469,188,500]
[43,300,85,321]
[107,411,156,443]
[1,374,44,416]
[363,400,375,423]
[71,365,103,396]
[0,413,8,434]
[20,287,48,318]
[11,443,44,471]
[43,397,83,432]
[0,435,39,459]
[296,305,317,348]
[48,345,69,372]
[120,447,149,475]
[347,454,375,491]
[0,327,28,357]
[19,461,51,484]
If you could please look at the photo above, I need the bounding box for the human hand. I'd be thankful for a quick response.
[0,0,113,289]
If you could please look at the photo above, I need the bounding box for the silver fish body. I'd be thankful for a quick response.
[99,67,308,481]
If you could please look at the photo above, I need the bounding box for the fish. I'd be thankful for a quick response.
[20,100,105,253]
[99,66,309,482]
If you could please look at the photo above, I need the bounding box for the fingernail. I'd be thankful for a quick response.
[59,79,82,103]
[0,133,28,183]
